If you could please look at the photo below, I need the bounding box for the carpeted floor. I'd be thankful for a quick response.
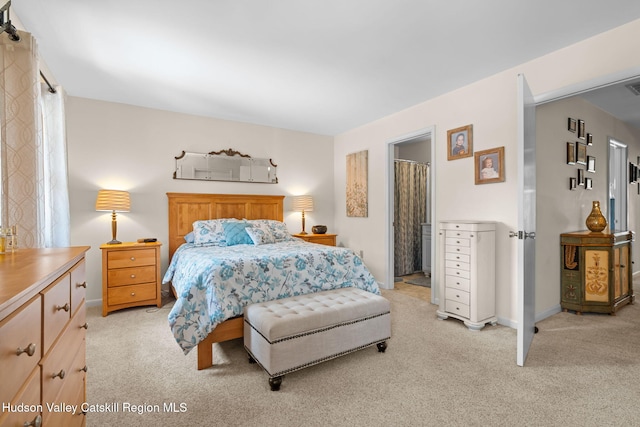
[85,286,640,427]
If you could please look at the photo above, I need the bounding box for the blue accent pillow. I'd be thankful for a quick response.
[222,221,252,246]
[184,231,195,243]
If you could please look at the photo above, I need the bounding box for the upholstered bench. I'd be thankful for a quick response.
[243,287,391,391]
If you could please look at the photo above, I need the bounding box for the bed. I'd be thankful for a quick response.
[163,193,380,369]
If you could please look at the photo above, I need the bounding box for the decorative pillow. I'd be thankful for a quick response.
[222,221,253,246]
[245,224,277,245]
[184,231,195,243]
[192,218,240,247]
[247,219,293,242]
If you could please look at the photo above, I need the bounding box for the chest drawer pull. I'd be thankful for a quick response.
[81,365,88,373]
[130,274,136,278]
[130,256,136,261]
[16,343,36,357]
[81,322,89,329]
[131,292,136,296]
[24,415,42,427]
[77,281,87,288]
[56,302,70,312]
[52,369,66,379]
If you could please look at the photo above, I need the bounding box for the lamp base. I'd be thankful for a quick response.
[106,239,122,244]
[298,231,308,235]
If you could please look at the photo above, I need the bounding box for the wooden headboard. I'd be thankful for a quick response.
[167,193,285,260]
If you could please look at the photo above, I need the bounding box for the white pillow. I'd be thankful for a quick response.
[192,218,241,246]
[245,223,277,245]
[246,219,293,242]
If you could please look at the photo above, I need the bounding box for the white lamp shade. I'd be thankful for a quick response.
[95,189,131,212]
[292,195,314,212]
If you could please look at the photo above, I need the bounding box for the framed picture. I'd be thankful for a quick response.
[578,168,585,186]
[566,142,575,165]
[586,133,593,146]
[568,118,577,133]
[587,156,595,173]
[474,146,505,184]
[447,124,473,160]
[578,120,585,139]
[576,142,587,165]
[569,177,577,190]
[585,178,593,190]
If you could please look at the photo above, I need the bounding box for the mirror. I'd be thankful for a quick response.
[173,149,278,183]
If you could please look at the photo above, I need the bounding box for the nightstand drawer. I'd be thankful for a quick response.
[107,265,156,287]
[107,283,157,306]
[108,248,156,268]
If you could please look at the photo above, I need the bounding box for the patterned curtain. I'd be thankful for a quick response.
[394,160,428,276]
[0,30,69,248]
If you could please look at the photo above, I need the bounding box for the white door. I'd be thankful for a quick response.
[516,74,536,366]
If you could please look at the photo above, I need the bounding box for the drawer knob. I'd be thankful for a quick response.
[52,369,66,380]
[24,415,42,427]
[77,281,87,288]
[81,365,88,373]
[56,302,70,312]
[131,292,136,296]
[130,274,136,278]
[16,343,36,357]
[80,322,89,330]
[130,256,136,261]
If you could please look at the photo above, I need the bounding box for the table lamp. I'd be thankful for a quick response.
[292,195,314,235]
[95,189,130,244]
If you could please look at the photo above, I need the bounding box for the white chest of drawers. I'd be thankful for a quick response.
[436,221,496,330]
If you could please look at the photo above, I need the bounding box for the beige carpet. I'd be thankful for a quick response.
[86,289,640,427]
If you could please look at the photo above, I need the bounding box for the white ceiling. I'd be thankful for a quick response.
[12,1,640,135]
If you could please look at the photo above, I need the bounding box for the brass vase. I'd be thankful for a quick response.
[585,201,607,232]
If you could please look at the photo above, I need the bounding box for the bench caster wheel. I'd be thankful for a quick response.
[377,341,387,353]
[269,376,283,391]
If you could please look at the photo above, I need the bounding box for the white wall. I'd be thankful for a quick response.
[66,97,334,304]
[333,18,640,325]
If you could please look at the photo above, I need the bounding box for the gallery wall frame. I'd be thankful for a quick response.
[474,146,505,185]
[447,124,473,160]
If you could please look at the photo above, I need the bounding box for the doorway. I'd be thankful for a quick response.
[386,126,436,304]
[608,138,628,232]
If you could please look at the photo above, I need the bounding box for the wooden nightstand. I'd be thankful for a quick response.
[100,241,162,316]
[293,233,337,246]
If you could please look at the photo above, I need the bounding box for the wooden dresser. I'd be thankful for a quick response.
[436,221,497,330]
[101,241,162,316]
[560,230,634,314]
[0,246,90,427]
[292,233,337,246]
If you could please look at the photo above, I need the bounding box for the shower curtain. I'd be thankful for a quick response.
[394,159,428,276]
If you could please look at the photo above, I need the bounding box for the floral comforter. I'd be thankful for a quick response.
[163,240,380,354]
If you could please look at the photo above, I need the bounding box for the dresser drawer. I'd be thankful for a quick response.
[0,295,41,405]
[108,282,157,306]
[0,367,41,427]
[108,248,156,268]
[446,287,470,305]
[445,237,470,247]
[70,259,87,316]
[445,259,470,271]
[446,268,471,280]
[44,343,86,426]
[445,252,470,263]
[445,275,470,292]
[41,310,86,405]
[445,245,471,256]
[446,230,474,239]
[107,265,156,287]
[42,273,72,353]
[446,300,470,318]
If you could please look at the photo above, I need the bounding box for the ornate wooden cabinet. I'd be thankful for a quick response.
[560,230,634,314]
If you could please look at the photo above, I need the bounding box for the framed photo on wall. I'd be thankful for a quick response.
[474,146,505,184]
[576,142,587,165]
[568,118,577,133]
[566,142,576,165]
[447,124,473,160]
[578,119,586,139]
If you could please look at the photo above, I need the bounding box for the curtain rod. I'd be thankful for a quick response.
[40,71,56,93]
